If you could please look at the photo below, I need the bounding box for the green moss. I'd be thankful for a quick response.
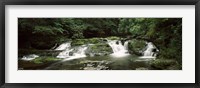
[128,39,146,55]
[150,59,181,70]
[86,44,113,56]
[107,36,120,40]
[71,38,106,46]
[91,44,112,52]
[31,56,62,64]
[71,39,86,46]
[88,38,104,44]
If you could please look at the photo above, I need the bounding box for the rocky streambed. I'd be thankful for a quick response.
[18,37,180,70]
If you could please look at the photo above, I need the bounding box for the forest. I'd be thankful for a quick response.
[18,18,182,70]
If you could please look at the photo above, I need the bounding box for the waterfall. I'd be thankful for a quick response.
[56,39,130,60]
[107,40,129,57]
[21,54,39,61]
[55,42,71,50]
[124,41,129,50]
[56,48,74,58]
[71,45,88,58]
[140,42,158,59]
[56,42,88,61]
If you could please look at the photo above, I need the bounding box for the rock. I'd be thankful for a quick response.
[128,39,146,56]
[150,59,180,70]
[69,52,73,56]
[106,36,121,40]
[136,67,148,70]
[85,44,113,57]
[71,39,86,46]
[71,38,106,46]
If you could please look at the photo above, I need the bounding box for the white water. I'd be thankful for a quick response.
[140,42,158,59]
[21,54,39,61]
[55,40,158,61]
[56,48,74,58]
[124,41,129,50]
[55,40,130,61]
[20,39,158,63]
[107,40,130,57]
[56,42,88,61]
[55,42,71,50]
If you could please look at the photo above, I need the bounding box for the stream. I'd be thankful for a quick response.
[19,39,158,70]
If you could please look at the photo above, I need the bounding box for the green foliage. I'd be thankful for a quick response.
[18,18,121,49]
[18,18,66,49]
[19,18,182,67]
[33,26,64,35]
[118,18,182,64]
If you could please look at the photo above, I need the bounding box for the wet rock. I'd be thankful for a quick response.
[136,67,148,70]
[81,60,111,70]
[69,52,73,56]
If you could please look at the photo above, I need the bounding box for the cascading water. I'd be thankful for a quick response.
[21,54,39,61]
[144,42,155,56]
[69,45,88,59]
[56,40,130,61]
[56,42,88,61]
[140,42,159,59]
[124,41,129,50]
[56,48,73,58]
[55,42,71,50]
[107,40,129,57]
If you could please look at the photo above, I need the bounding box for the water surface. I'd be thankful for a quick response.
[46,54,152,70]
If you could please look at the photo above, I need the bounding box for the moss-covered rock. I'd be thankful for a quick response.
[71,38,106,46]
[31,56,62,64]
[85,44,113,56]
[128,39,146,55]
[106,36,121,40]
[150,59,181,70]
[71,39,86,46]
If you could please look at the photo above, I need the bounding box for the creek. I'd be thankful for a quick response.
[19,38,159,70]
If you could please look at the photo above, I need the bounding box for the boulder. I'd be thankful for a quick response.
[71,38,106,46]
[128,39,146,56]
[85,44,113,57]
